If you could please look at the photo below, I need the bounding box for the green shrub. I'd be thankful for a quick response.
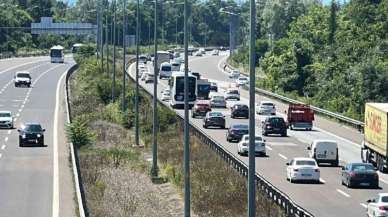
[66,116,96,148]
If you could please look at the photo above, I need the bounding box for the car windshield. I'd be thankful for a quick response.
[24,124,42,132]
[351,164,375,171]
[213,96,224,100]
[239,77,248,81]
[381,196,388,203]
[17,73,30,78]
[161,66,171,71]
[295,160,316,166]
[262,103,274,107]
[209,112,223,117]
[233,124,248,130]
[269,118,284,124]
[0,113,11,117]
[236,105,248,109]
[228,90,239,94]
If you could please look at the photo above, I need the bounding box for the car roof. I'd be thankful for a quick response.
[260,101,273,104]
[313,139,337,144]
[293,157,315,161]
[379,193,388,198]
[16,71,30,74]
[231,124,248,128]
[0,111,12,113]
[196,100,210,104]
[234,103,247,107]
[24,122,41,125]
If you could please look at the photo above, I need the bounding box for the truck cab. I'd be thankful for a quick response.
[287,104,314,131]
[197,79,211,100]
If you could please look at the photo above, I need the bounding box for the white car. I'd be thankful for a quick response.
[161,91,170,101]
[0,111,14,129]
[194,51,203,56]
[144,73,155,83]
[224,88,240,101]
[229,70,240,78]
[286,157,320,183]
[237,134,266,156]
[141,72,147,81]
[236,76,249,86]
[14,71,32,87]
[256,101,276,115]
[211,49,219,56]
[367,193,388,217]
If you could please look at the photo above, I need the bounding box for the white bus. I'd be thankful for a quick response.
[169,72,197,108]
[50,45,64,63]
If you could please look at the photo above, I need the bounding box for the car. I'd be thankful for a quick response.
[230,104,249,119]
[139,55,148,64]
[308,139,339,166]
[145,72,155,83]
[18,123,45,147]
[211,49,219,56]
[228,70,240,78]
[203,112,225,129]
[192,100,211,118]
[14,71,32,87]
[286,157,320,183]
[237,134,266,156]
[159,62,172,79]
[256,101,276,115]
[171,61,181,71]
[236,76,249,86]
[341,162,379,188]
[0,111,14,129]
[226,124,249,142]
[224,88,240,101]
[161,89,170,101]
[194,51,203,56]
[366,193,388,217]
[210,95,227,108]
[210,82,218,92]
[141,71,147,81]
[262,116,287,137]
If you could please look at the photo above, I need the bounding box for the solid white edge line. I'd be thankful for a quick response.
[360,203,367,208]
[266,145,273,151]
[52,71,66,217]
[336,189,351,198]
[64,66,86,217]
[278,153,288,160]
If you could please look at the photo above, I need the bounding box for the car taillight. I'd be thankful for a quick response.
[315,169,320,172]
[266,125,272,129]
[379,206,388,211]
[293,169,299,172]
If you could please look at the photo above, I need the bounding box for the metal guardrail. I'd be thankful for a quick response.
[126,59,314,217]
[65,64,88,217]
[223,64,364,130]
[0,51,49,60]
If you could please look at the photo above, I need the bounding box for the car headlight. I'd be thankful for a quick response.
[37,134,41,138]
[22,134,26,139]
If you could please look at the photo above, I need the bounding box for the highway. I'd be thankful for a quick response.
[128,52,387,217]
[0,56,75,217]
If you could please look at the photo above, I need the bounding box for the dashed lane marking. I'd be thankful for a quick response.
[320,178,326,183]
[1,145,5,150]
[7,130,11,134]
[266,146,273,151]
[4,137,8,142]
[278,153,288,160]
[360,203,367,208]
[336,189,350,198]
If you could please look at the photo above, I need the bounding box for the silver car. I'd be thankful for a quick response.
[224,88,240,101]
[256,101,276,115]
[210,95,227,108]
[0,111,14,129]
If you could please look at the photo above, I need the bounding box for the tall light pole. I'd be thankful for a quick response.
[219,8,239,56]
[184,0,190,216]
[112,0,117,103]
[135,0,140,146]
[122,0,127,112]
[151,0,159,179]
[105,3,109,74]
[248,0,256,215]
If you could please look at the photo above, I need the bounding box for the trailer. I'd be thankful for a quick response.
[287,104,314,130]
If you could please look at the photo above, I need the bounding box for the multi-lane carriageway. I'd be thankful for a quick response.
[0,56,76,217]
[129,52,387,217]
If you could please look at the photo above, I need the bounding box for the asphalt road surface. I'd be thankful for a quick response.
[128,52,385,217]
[0,56,76,217]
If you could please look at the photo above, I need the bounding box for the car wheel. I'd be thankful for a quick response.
[192,113,195,118]
[263,132,267,136]
[19,137,23,147]
[282,132,287,137]
[221,125,225,129]
[27,84,31,88]
[347,178,353,188]
[203,124,208,129]
[231,114,234,119]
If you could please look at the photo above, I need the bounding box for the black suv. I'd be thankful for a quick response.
[262,116,287,137]
[18,123,45,146]
[203,112,225,129]
[226,124,249,142]
[231,104,249,119]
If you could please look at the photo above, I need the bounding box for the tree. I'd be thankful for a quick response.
[328,0,337,45]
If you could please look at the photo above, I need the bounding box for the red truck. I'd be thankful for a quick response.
[287,104,315,131]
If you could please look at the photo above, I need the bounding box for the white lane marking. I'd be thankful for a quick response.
[7,130,11,134]
[14,118,17,121]
[18,109,22,112]
[21,104,25,108]
[266,145,273,151]
[52,71,66,217]
[319,178,326,183]
[336,189,351,198]
[16,113,20,117]
[1,145,5,150]
[278,153,288,160]
[4,137,8,142]
[0,153,2,158]
[360,203,367,208]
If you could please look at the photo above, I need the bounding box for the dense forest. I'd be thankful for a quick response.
[231,0,388,120]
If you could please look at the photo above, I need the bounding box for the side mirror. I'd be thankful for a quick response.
[263,139,266,142]
[286,162,290,166]
[341,166,345,170]
[17,129,21,132]
[307,146,311,150]
[42,129,46,132]
[366,199,372,203]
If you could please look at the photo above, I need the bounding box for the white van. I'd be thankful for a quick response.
[171,61,181,71]
[308,139,338,166]
[159,62,172,79]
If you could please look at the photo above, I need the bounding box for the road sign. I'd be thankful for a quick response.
[31,17,97,35]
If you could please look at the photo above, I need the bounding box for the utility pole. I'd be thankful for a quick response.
[106,4,109,74]
[184,0,190,216]
[248,0,256,215]
[122,0,127,112]
[100,0,104,72]
[112,0,117,103]
[135,0,140,146]
[151,0,159,179]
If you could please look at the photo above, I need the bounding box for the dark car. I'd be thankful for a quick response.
[226,124,249,142]
[18,123,45,147]
[203,112,225,129]
[231,104,249,119]
[192,100,211,118]
[262,116,287,137]
[210,82,218,92]
[341,163,378,188]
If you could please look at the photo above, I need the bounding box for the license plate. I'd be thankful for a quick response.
[360,183,370,186]
[301,174,312,177]
[317,154,326,158]
[274,128,280,131]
